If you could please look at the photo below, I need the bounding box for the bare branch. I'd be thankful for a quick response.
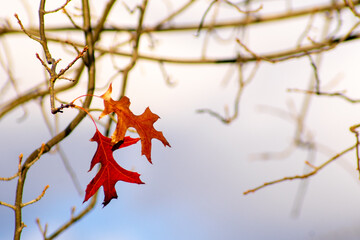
[58,46,88,76]
[236,38,275,63]
[0,201,16,210]
[244,144,356,195]
[21,185,49,207]
[24,143,46,169]
[44,192,98,240]
[38,0,55,64]
[197,61,260,123]
[345,0,360,18]
[120,0,148,97]
[36,218,48,239]
[44,0,72,14]
[14,14,41,42]
[0,154,22,181]
[307,54,321,94]
[154,0,196,29]
[350,124,360,176]
[288,88,360,103]
[196,0,262,36]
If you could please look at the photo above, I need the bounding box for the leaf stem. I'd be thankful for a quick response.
[71,104,98,130]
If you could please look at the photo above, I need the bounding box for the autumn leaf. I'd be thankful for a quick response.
[99,84,171,163]
[83,129,143,206]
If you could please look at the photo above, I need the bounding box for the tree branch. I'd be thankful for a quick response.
[244,144,356,195]
[21,185,49,207]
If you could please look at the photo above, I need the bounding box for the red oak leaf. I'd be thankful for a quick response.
[83,129,143,206]
[99,84,171,163]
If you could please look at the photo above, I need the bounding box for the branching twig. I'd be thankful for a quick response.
[62,8,82,30]
[197,61,260,123]
[154,0,196,29]
[244,144,356,194]
[2,26,360,120]
[288,88,360,103]
[0,153,22,181]
[13,143,46,240]
[0,201,16,210]
[196,0,262,36]
[345,0,360,18]
[11,0,101,237]
[159,61,176,86]
[44,0,72,14]
[38,0,55,64]
[120,0,148,97]
[22,185,49,207]
[350,124,360,176]
[6,0,358,35]
[307,54,321,94]
[96,32,359,64]
[14,14,42,44]
[35,45,88,114]
[24,143,46,170]
[236,38,275,63]
[15,5,88,114]
[105,0,148,137]
[39,98,82,195]
[43,191,98,240]
[36,218,48,239]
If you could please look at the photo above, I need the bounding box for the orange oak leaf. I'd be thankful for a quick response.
[83,129,143,206]
[99,84,171,163]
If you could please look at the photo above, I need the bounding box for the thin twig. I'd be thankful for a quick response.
[57,46,88,77]
[0,154,22,181]
[39,98,82,195]
[159,61,176,86]
[296,13,316,46]
[36,53,52,74]
[196,0,262,36]
[7,0,359,35]
[345,0,360,18]
[39,0,55,64]
[35,46,87,114]
[98,32,357,64]
[120,0,148,97]
[11,0,105,237]
[44,0,72,14]
[154,0,196,29]
[25,143,46,169]
[0,38,25,117]
[307,54,321,94]
[350,124,360,176]
[56,147,83,196]
[244,144,356,194]
[288,88,360,103]
[236,38,274,63]
[62,8,82,30]
[104,0,148,138]
[36,218,48,239]
[223,0,262,14]
[14,143,45,240]
[196,0,217,36]
[14,14,41,43]
[21,185,49,207]
[44,191,98,240]
[0,201,16,210]
[197,61,260,123]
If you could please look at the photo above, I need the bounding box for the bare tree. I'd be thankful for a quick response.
[1,0,360,239]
